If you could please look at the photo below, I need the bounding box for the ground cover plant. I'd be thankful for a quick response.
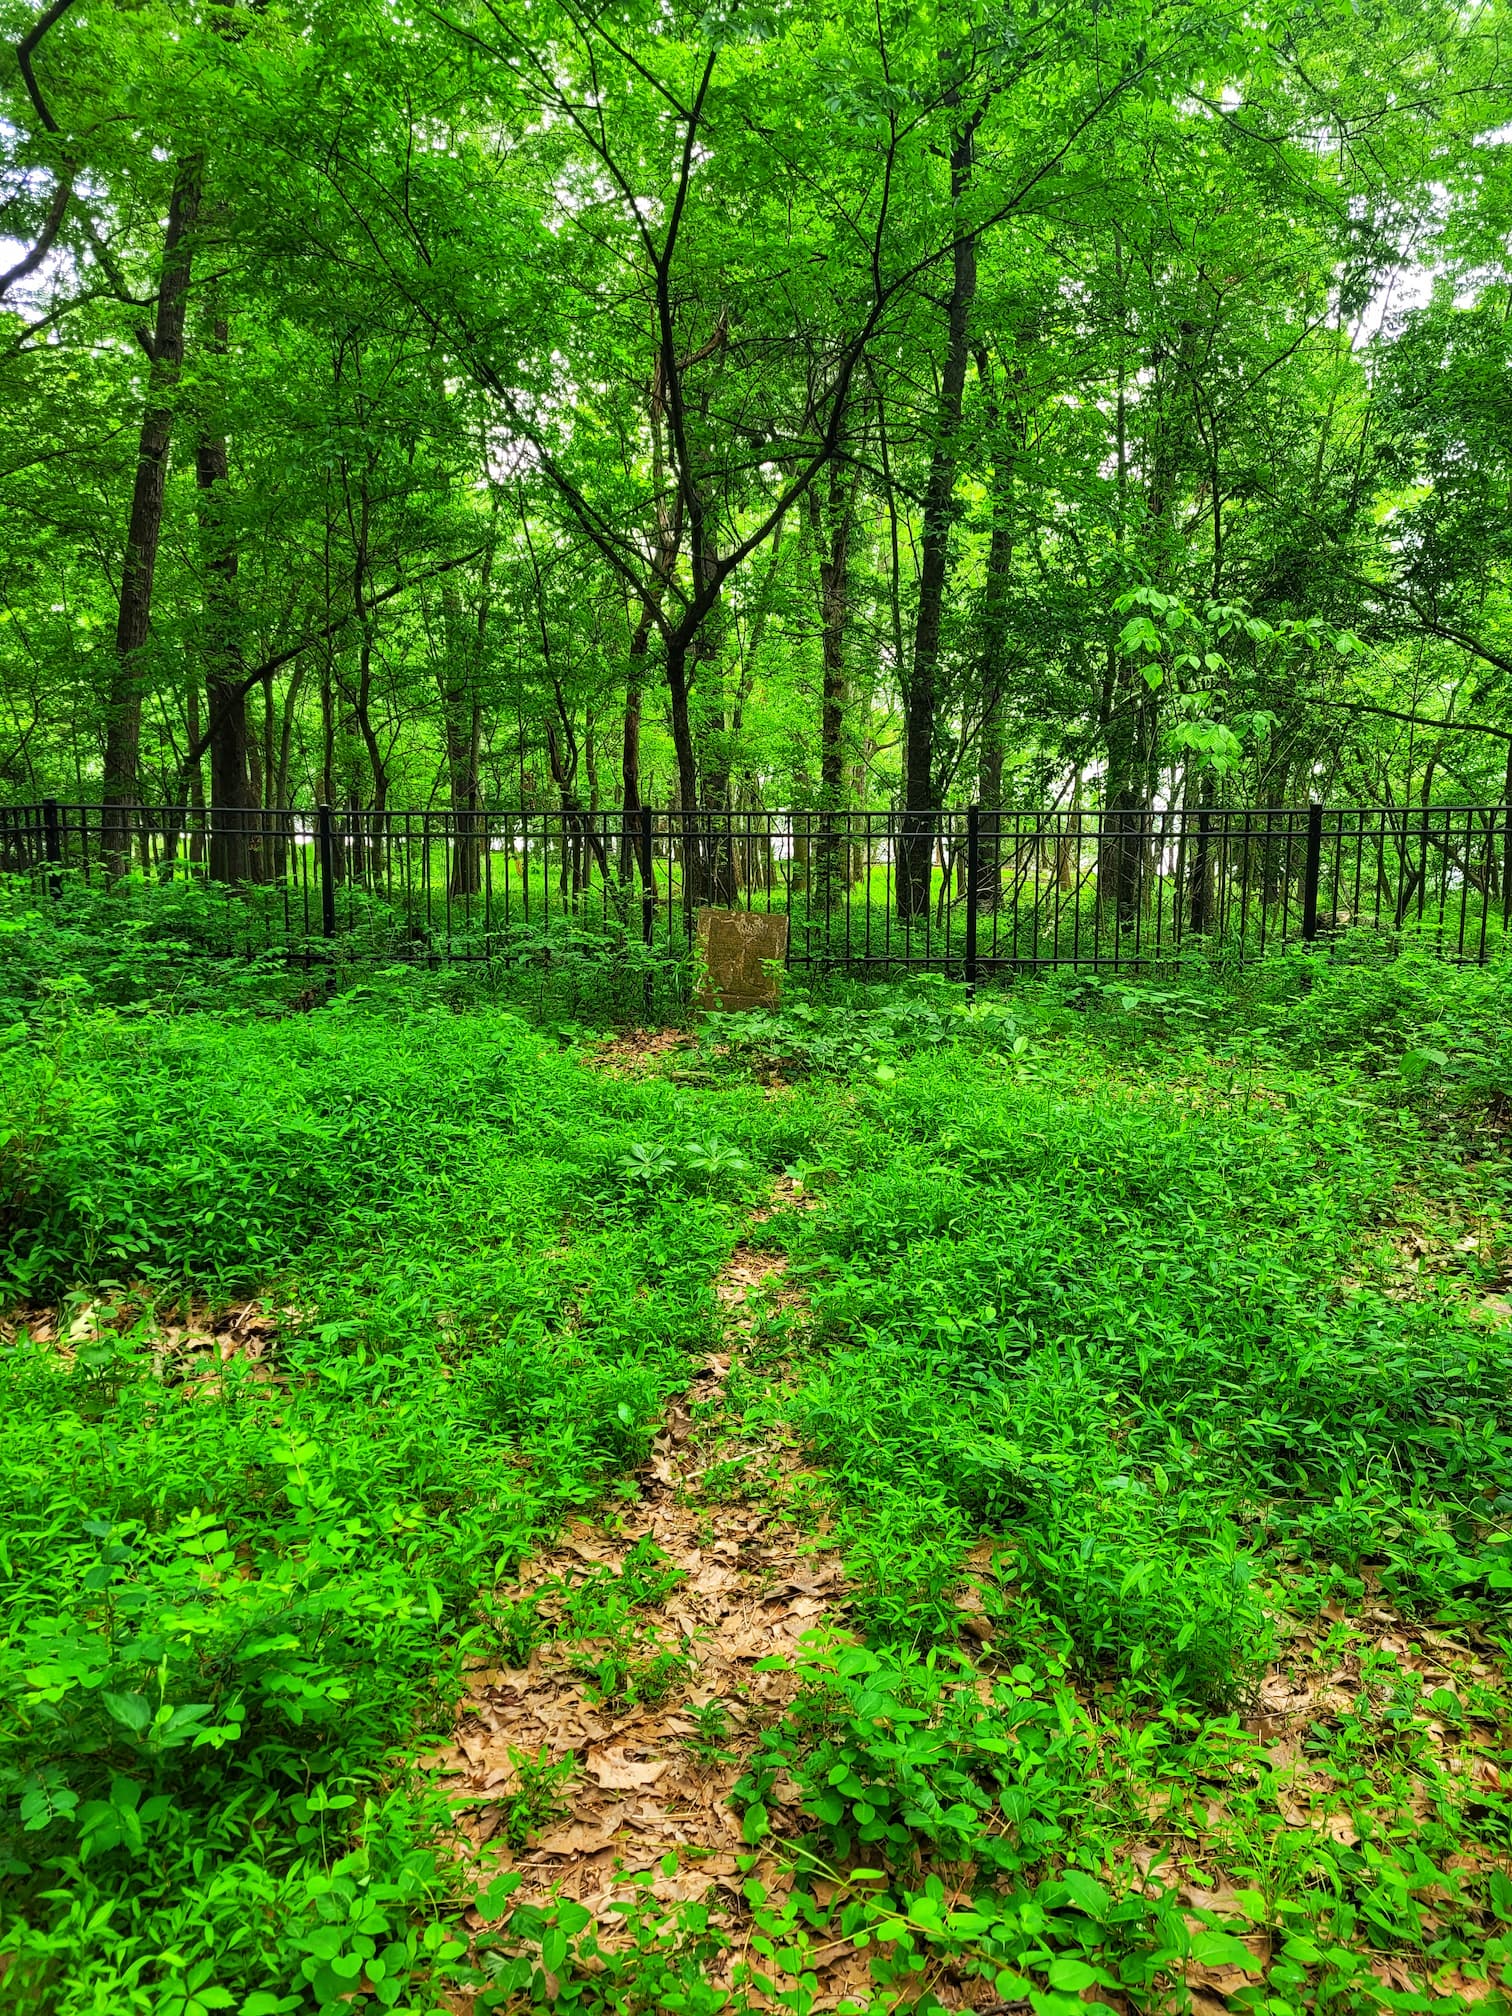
[4,944,1512,2012]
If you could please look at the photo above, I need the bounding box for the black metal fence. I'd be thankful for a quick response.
[2,798,1510,977]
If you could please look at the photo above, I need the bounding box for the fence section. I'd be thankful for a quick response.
[2,798,1509,975]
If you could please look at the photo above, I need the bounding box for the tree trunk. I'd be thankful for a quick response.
[690,519,737,906]
[618,621,648,881]
[1099,657,1158,927]
[973,343,1017,914]
[809,466,854,911]
[101,153,203,869]
[439,580,484,896]
[899,105,981,920]
[185,671,206,865]
[665,634,700,901]
[195,314,257,884]
[271,656,304,878]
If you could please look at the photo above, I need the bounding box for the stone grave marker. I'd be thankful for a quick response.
[695,908,788,1011]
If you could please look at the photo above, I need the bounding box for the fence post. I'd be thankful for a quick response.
[1301,801,1323,944]
[964,803,980,993]
[636,804,655,1014]
[317,803,337,942]
[637,804,654,944]
[41,797,62,901]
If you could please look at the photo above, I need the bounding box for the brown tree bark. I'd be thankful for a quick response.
[973,343,1020,914]
[808,464,855,909]
[439,579,486,896]
[195,314,257,883]
[899,102,982,920]
[185,671,206,865]
[101,153,202,867]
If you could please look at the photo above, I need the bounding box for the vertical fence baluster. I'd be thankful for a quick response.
[964,804,979,993]
[638,803,654,1014]
[317,804,336,944]
[42,796,61,900]
[1301,802,1323,945]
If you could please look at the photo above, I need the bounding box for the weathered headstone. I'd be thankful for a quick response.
[695,908,788,1011]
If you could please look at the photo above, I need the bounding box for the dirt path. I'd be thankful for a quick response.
[432,1205,872,2000]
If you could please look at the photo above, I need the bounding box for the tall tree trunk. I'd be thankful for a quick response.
[352,631,387,809]
[271,657,304,878]
[439,580,484,896]
[1099,657,1157,926]
[195,313,256,884]
[973,343,1018,914]
[621,627,647,815]
[808,465,854,910]
[102,153,202,868]
[690,517,738,906]
[185,670,206,865]
[666,634,699,862]
[618,613,651,881]
[1186,765,1214,933]
[629,348,684,872]
[899,104,981,920]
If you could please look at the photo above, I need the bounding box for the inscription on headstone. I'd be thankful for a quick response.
[695,908,788,1011]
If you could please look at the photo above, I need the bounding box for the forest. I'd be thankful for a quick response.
[7,4,1512,2016]
[3,0,1512,842]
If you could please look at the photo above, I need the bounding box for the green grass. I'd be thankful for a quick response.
[4,939,1512,2011]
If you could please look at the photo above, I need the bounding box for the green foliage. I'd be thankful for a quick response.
[5,952,1512,2010]
[0,993,793,2011]
[735,1639,1092,1877]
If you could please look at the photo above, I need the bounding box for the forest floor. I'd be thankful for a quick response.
[5,943,1512,2014]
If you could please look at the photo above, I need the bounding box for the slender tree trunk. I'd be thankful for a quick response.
[973,343,1018,914]
[621,635,646,812]
[1100,676,1158,926]
[618,616,650,882]
[439,580,484,895]
[666,633,699,847]
[185,672,206,865]
[195,314,256,884]
[690,517,738,906]
[247,701,264,834]
[352,633,387,811]
[899,105,981,920]
[271,656,303,877]
[618,522,678,880]
[1186,767,1213,933]
[102,153,203,868]
[809,466,854,911]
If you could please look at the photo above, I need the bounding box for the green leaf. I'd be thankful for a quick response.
[1047,1956,1098,1991]
[101,1692,152,1734]
[1059,1869,1109,1919]
[475,1872,522,1918]
[1191,1929,1262,1972]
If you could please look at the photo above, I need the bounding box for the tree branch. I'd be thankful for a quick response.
[0,170,72,298]
[185,546,487,767]
[1314,697,1512,746]
[16,0,79,134]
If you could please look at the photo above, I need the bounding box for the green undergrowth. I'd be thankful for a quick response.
[0,871,690,1027]
[701,954,1512,2012]
[0,992,829,2012]
[5,951,1512,2011]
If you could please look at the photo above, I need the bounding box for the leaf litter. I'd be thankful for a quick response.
[432,1200,907,2008]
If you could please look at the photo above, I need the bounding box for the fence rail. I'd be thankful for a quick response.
[2,798,1510,976]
